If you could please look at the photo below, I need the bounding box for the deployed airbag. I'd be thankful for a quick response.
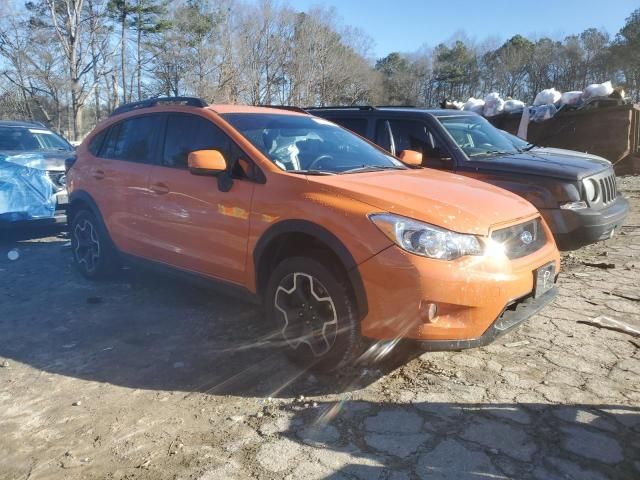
[0,153,55,221]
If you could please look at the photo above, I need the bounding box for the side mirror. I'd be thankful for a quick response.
[398,149,423,166]
[188,149,227,176]
[64,156,77,173]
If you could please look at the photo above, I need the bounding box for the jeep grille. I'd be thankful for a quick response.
[584,169,617,207]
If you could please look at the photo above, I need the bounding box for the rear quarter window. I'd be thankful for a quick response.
[88,129,107,156]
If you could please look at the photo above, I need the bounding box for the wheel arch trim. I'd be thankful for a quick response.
[253,219,369,319]
[68,190,117,250]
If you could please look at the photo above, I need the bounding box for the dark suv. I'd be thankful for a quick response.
[308,107,630,250]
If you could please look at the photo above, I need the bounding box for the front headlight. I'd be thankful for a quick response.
[369,213,482,260]
[583,178,598,202]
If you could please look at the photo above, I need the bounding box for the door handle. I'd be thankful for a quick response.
[151,182,170,195]
[92,169,105,180]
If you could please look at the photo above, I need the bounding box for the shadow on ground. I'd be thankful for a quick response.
[0,227,419,398]
[1,228,639,479]
[271,400,639,479]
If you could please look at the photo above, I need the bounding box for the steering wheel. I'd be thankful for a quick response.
[456,137,473,149]
[307,154,334,170]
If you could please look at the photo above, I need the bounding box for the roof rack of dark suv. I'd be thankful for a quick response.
[110,96,208,117]
[375,105,417,108]
[305,105,377,111]
[305,105,417,110]
[257,105,309,114]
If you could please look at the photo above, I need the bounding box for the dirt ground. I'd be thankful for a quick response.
[1,177,639,480]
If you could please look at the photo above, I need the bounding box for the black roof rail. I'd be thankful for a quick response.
[257,105,309,114]
[110,96,208,117]
[304,105,377,111]
[375,105,417,108]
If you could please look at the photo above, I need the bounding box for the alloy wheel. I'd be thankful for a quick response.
[274,272,338,357]
[73,219,101,274]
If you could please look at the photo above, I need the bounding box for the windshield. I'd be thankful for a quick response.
[0,126,73,152]
[501,130,537,150]
[438,115,519,158]
[221,113,404,174]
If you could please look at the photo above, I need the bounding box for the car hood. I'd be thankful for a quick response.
[0,150,71,171]
[309,168,538,236]
[466,149,611,181]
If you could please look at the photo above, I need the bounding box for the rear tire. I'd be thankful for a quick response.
[70,209,119,279]
[265,256,363,372]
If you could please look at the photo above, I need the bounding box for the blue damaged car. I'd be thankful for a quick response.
[0,120,73,228]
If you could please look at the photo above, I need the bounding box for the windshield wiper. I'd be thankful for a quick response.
[522,143,538,151]
[469,150,511,157]
[340,165,405,174]
[288,169,337,176]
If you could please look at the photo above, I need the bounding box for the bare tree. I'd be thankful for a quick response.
[3,0,640,136]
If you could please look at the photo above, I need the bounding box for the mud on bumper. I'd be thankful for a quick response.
[416,286,558,351]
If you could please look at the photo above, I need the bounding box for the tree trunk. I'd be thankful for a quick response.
[121,2,128,104]
[88,0,101,124]
[136,9,142,101]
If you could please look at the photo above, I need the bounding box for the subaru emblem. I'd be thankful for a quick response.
[520,230,533,245]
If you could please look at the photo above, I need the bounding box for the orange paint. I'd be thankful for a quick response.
[71,104,560,344]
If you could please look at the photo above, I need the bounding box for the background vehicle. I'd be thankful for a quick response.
[67,97,560,370]
[0,120,73,228]
[309,106,629,250]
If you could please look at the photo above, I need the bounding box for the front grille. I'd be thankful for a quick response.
[598,173,617,205]
[491,218,546,260]
[584,168,618,207]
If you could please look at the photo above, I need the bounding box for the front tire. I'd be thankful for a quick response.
[265,256,363,371]
[70,209,118,279]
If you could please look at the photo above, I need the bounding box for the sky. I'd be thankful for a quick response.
[287,0,638,58]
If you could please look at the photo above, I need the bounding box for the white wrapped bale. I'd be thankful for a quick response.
[533,88,561,106]
[483,92,505,117]
[583,81,613,100]
[560,91,583,106]
[503,99,526,113]
[531,104,557,122]
[463,97,485,114]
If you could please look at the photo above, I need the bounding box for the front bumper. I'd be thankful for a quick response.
[542,195,629,250]
[0,191,68,229]
[0,209,67,229]
[417,287,558,350]
[356,233,560,346]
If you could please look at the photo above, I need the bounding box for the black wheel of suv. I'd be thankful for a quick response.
[265,256,363,371]
[70,209,118,279]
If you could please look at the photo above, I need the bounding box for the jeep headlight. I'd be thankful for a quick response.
[583,178,599,202]
[369,213,482,260]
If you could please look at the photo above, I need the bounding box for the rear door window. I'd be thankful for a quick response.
[162,114,231,168]
[100,115,163,163]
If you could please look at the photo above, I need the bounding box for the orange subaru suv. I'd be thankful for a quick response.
[67,97,560,370]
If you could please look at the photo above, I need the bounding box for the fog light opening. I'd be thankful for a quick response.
[420,301,438,324]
